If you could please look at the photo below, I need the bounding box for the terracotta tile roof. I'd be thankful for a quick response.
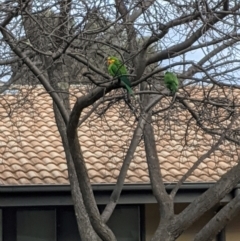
[0,85,239,185]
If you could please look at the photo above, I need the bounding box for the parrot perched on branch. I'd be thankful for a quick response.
[107,56,134,96]
[164,71,179,93]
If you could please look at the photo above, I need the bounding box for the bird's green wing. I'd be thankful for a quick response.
[108,63,119,77]
[116,60,127,73]
[108,57,135,97]
[164,72,179,93]
[116,62,132,94]
[113,59,131,86]
[108,62,130,84]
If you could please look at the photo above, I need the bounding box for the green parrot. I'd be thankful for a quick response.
[107,56,134,95]
[164,71,179,93]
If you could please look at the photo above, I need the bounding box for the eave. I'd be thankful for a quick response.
[0,183,237,207]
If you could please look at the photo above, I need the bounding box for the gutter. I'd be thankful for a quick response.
[0,182,237,206]
[0,182,239,193]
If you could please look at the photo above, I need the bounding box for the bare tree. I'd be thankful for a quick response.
[1,0,240,240]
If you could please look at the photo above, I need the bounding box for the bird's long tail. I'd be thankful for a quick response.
[123,82,133,95]
[120,76,134,96]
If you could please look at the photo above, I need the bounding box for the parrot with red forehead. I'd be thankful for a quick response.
[107,56,134,95]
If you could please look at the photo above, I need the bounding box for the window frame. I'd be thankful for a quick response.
[1,204,144,241]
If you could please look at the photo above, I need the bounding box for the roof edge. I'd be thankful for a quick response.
[0,182,238,193]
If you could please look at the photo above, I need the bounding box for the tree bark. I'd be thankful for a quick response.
[68,133,117,241]
[193,193,240,241]
[171,159,240,238]
[101,114,148,222]
[142,82,175,241]
[53,104,99,241]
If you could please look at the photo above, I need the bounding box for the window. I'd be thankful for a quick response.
[17,210,56,241]
[102,205,142,241]
[57,207,80,241]
[1,205,142,241]
[0,209,2,241]
[58,205,142,241]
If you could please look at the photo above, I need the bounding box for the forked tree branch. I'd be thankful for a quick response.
[146,3,240,65]
[184,37,240,77]
[67,85,124,241]
[194,192,240,241]
[171,157,240,238]
[0,27,69,124]
[53,103,99,241]
[101,95,164,222]
[101,112,149,222]
[170,115,236,199]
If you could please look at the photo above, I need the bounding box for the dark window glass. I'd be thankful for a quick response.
[9,205,140,241]
[58,205,141,241]
[106,205,140,241]
[16,210,56,241]
[58,207,80,241]
[0,209,2,241]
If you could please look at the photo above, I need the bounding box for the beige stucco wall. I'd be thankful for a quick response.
[226,213,240,241]
[145,203,217,241]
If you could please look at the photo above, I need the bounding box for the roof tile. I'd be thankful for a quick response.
[0,86,239,185]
